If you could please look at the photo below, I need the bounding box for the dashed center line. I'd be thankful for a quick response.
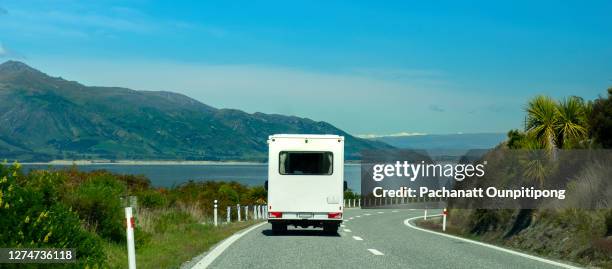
[364,213,371,216]
[349,217,354,220]
[352,236,363,241]
[378,212,384,214]
[344,229,352,232]
[356,215,361,218]
[368,249,384,256]
[340,224,346,227]
[392,210,399,213]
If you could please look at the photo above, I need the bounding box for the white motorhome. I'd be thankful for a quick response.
[265,134,346,234]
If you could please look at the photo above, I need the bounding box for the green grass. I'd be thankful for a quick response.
[104,219,261,269]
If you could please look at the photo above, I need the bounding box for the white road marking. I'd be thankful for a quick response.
[392,210,399,213]
[192,222,267,268]
[378,212,384,214]
[352,236,363,241]
[364,213,371,216]
[409,209,416,211]
[344,229,352,232]
[356,215,361,218]
[403,215,581,269]
[340,224,346,227]
[368,249,384,256]
[349,217,354,220]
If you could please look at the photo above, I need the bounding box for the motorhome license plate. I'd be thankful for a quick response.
[298,213,313,219]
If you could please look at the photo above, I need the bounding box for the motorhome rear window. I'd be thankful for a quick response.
[279,151,333,175]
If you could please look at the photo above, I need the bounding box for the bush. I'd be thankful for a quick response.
[66,174,126,242]
[118,174,151,192]
[344,188,360,200]
[18,170,67,207]
[589,88,612,148]
[247,186,267,204]
[138,189,168,209]
[0,164,105,267]
[506,129,527,149]
[218,184,239,203]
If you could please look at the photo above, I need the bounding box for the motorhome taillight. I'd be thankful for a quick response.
[269,212,283,218]
[328,212,342,219]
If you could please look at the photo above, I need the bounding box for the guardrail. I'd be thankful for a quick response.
[344,196,447,208]
[214,200,268,226]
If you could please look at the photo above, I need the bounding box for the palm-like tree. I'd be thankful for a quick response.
[556,96,588,148]
[525,95,589,151]
[525,95,559,151]
[522,95,590,186]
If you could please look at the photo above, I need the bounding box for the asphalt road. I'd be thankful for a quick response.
[196,208,580,269]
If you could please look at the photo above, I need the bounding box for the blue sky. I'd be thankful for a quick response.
[0,0,610,135]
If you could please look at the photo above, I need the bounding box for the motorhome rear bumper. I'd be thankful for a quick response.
[267,212,343,220]
[268,219,341,228]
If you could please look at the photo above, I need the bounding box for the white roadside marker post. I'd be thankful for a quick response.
[244,206,248,221]
[227,206,231,223]
[237,204,241,221]
[424,208,428,220]
[443,208,448,232]
[254,205,258,219]
[214,200,218,226]
[264,205,268,219]
[358,199,361,208]
[125,207,137,269]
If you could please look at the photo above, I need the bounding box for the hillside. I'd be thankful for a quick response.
[0,61,391,161]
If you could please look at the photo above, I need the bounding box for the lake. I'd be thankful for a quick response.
[21,164,363,191]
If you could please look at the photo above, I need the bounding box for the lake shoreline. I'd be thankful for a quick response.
[19,160,265,166]
[18,160,363,166]
[18,161,363,189]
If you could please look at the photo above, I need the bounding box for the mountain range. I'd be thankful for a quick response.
[367,133,506,150]
[0,61,391,162]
